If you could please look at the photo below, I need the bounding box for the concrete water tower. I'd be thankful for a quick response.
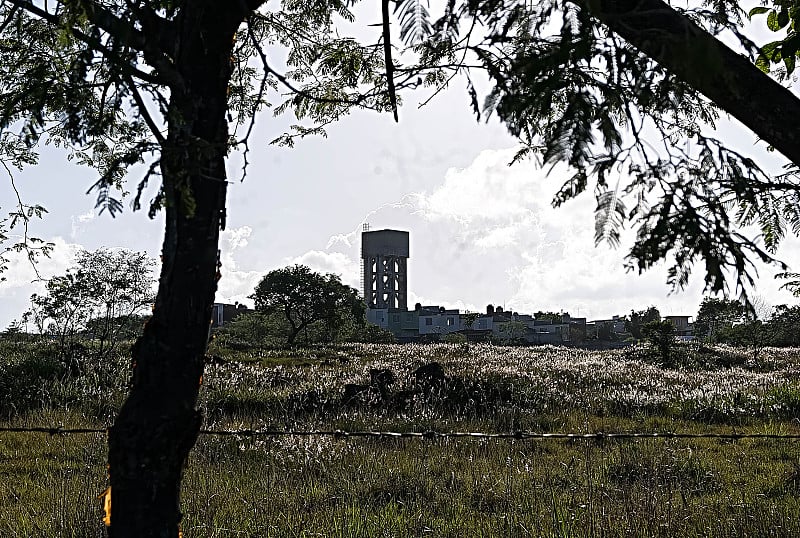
[361,227,409,309]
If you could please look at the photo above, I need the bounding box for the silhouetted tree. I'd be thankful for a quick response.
[251,265,364,346]
[625,307,661,340]
[25,248,154,358]
[642,320,676,367]
[767,305,800,347]
[694,298,748,340]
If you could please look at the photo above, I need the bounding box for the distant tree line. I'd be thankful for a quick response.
[8,253,799,354]
[8,256,394,352]
[693,297,800,348]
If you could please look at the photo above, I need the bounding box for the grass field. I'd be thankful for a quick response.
[2,340,800,536]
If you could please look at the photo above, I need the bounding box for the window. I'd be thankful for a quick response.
[447,317,455,326]
[425,318,433,326]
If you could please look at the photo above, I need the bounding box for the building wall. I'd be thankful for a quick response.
[388,310,420,338]
[367,308,389,329]
[418,311,461,335]
[211,303,250,328]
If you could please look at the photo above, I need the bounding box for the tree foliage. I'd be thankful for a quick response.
[625,306,661,340]
[693,297,748,340]
[768,304,800,346]
[750,1,800,76]
[24,248,155,357]
[389,0,800,301]
[251,265,365,346]
[0,141,52,281]
[642,319,676,367]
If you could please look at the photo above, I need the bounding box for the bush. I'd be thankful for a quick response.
[642,320,676,367]
[442,332,468,344]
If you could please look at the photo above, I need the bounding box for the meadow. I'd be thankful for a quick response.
[2,339,800,536]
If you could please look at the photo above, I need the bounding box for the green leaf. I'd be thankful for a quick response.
[762,41,782,61]
[755,53,771,72]
[768,10,782,31]
[748,6,770,18]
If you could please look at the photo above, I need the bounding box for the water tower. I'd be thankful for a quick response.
[361,227,409,309]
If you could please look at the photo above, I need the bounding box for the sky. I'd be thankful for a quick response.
[2,9,799,329]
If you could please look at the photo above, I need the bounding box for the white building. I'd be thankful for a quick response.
[418,307,462,335]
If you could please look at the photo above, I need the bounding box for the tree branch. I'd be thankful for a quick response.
[121,71,166,145]
[381,0,399,122]
[5,0,182,89]
[586,0,800,167]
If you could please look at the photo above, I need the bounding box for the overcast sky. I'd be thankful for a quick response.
[2,10,799,329]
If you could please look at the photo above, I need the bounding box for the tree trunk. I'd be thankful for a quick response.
[107,5,245,536]
[586,0,800,167]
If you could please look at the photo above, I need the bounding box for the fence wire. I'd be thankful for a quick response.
[2,425,800,440]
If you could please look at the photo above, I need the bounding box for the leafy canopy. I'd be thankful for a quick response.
[2,0,800,304]
[23,248,155,354]
[0,0,396,218]
[251,264,365,345]
[388,0,800,301]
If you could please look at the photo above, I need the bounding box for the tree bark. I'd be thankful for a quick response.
[107,5,246,537]
[586,0,800,167]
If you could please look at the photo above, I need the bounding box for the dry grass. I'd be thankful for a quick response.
[2,340,800,536]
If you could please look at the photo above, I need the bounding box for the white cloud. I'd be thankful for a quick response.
[216,226,262,308]
[415,149,544,224]
[474,225,519,249]
[346,147,800,320]
[286,250,361,289]
[70,209,96,238]
[221,225,252,250]
[1,236,82,291]
[0,236,83,328]
[77,210,95,223]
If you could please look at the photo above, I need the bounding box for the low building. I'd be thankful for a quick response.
[664,315,693,338]
[366,308,389,330]
[211,302,250,328]
[418,306,462,336]
[387,309,420,340]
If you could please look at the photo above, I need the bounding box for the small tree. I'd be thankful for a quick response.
[251,265,365,346]
[625,307,661,340]
[694,298,747,341]
[534,311,568,323]
[26,248,155,358]
[767,305,800,347]
[642,320,676,367]
[462,312,480,330]
[356,324,396,344]
[494,321,528,345]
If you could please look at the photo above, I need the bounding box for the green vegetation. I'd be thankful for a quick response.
[3,338,800,535]
[4,0,800,530]
[20,248,155,359]
[214,266,395,350]
[693,297,800,350]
